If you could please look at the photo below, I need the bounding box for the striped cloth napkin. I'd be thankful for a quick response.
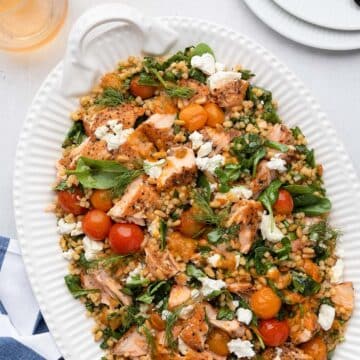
[0,236,62,360]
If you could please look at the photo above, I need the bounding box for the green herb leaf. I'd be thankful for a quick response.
[94,88,126,107]
[165,310,180,350]
[258,179,282,217]
[217,306,235,320]
[296,145,315,168]
[291,271,320,296]
[197,172,211,201]
[159,219,168,251]
[254,246,271,275]
[142,325,156,357]
[265,140,289,153]
[190,43,215,58]
[165,86,195,99]
[189,67,207,84]
[252,147,267,177]
[54,180,73,192]
[215,164,242,193]
[64,274,99,299]
[291,127,303,139]
[62,121,87,148]
[239,69,255,80]
[137,72,159,86]
[273,237,291,260]
[186,263,206,279]
[137,280,172,304]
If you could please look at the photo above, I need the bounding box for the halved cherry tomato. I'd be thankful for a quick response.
[250,287,282,319]
[57,188,87,215]
[204,102,225,127]
[273,189,294,215]
[149,312,166,331]
[258,319,289,347]
[179,103,208,131]
[207,329,230,356]
[300,336,327,360]
[178,207,205,237]
[130,76,156,99]
[90,189,113,212]
[109,223,144,254]
[82,209,112,240]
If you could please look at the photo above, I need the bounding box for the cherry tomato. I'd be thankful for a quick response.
[207,329,230,356]
[250,287,282,319]
[130,76,156,99]
[300,337,327,360]
[179,103,208,131]
[57,188,87,215]
[109,223,144,254]
[258,319,289,347]
[273,189,294,215]
[303,259,322,283]
[204,102,225,127]
[82,209,112,240]
[90,189,113,212]
[178,207,205,237]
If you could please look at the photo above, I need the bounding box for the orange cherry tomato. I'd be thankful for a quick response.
[207,329,230,356]
[303,259,322,283]
[273,189,294,215]
[258,319,289,347]
[250,287,282,319]
[90,189,113,212]
[57,188,87,215]
[130,76,156,99]
[300,336,327,360]
[150,313,166,331]
[109,223,144,254]
[179,103,208,132]
[82,209,112,240]
[204,102,225,127]
[178,207,205,237]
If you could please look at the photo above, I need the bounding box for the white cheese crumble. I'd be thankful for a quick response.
[190,53,216,75]
[208,71,242,92]
[199,277,226,297]
[179,305,194,319]
[207,254,221,268]
[236,308,253,325]
[215,62,226,72]
[143,159,166,179]
[331,259,344,284]
[274,347,283,360]
[57,218,76,235]
[62,249,74,261]
[197,141,213,158]
[209,182,218,192]
[260,212,284,243]
[95,120,134,151]
[161,310,172,321]
[232,300,240,310]
[266,154,287,172]
[230,186,253,200]
[82,236,103,261]
[227,339,255,358]
[71,221,84,236]
[195,154,225,175]
[126,264,144,284]
[178,338,189,355]
[318,304,335,331]
[189,131,204,150]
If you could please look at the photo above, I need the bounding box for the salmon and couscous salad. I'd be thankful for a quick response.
[53,43,354,359]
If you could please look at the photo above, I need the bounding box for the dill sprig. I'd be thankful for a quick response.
[94,88,126,107]
[142,325,156,357]
[112,168,144,198]
[165,310,180,350]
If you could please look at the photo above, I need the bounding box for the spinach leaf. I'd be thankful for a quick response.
[291,271,320,296]
[273,237,291,260]
[189,67,207,84]
[252,147,267,177]
[215,163,242,193]
[296,145,315,168]
[282,184,314,195]
[264,140,289,153]
[295,197,331,216]
[94,88,127,107]
[190,43,215,58]
[207,225,239,244]
[137,280,171,304]
[217,306,235,320]
[159,219,168,251]
[238,69,255,80]
[54,180,73,192]
[254,245,271,275]
[64,274,99,299]
[62,121,87,148]
[186,263,206,279]
[291,127,303,139]
[258,179,282,216]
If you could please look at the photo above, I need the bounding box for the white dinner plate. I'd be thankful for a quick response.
[244,0,360,50]
[274,0,360,31]
[14,4,360,360]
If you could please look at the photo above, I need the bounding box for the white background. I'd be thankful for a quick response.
[0,0,359,238]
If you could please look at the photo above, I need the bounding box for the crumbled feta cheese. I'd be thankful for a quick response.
[199,277,226,297]
[82,236,103,261]
[260,212,284,243]
[208,71,242,92]
[70,221,84,236]
[161,310,172,320]
[190,53,216,75]
[195,154,225,175]
[179,305,194,319]
[215,62,226,72]
[57,218,76,235]
[94,125,108,139]
[189,131,204,150]
[236,308,252,325]
[274,347,283,360]
[143,159,166,179]
[232,300,240,309]
[197,141,213,158]
[207,254,221,268]
[178,337,189,355]
[62,249,74,261]
[227,339,255,358]
[230,186,253,200]
[126,264,144,284]
[191,289,201,299]
[267,154,287,172]
[209,182,218,192]
[331,259,344,284]
[318,304,335,331]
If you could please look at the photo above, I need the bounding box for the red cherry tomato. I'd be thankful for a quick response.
[273,189,294,215]
[258,319,290,347]
[57,188,87,215]
[130,76,156,99]
[109,223,144,254]
[82,209,112,240]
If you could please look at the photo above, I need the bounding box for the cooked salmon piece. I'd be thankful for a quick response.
[205,304,246,338]
[108,176,160,225]
[331,282,354,318]
[262,345,312,360]
[146,94,178,115]
[81,270,132,307]
[179,304,208,352]
[226,282,253,294]
[210,79,249,108]
[168,285,192,310]
[137,113,176,150]
[266,123,294,145]
[113,326,148,357]
[226,200,263,254]
[157,147,197,189]
[178,79,210,104]
[250,160,276,197]
[200,127,237,154]
[84,103,145,135]
[184,350,224,360]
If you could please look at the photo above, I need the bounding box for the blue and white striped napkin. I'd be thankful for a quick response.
[0,236,62,360]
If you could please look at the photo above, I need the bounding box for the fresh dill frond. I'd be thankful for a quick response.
[308,221,340,242]
[94,88,126,107]
[165,310,180,350]
[142,325,156,357]
[165,86,195,99]
[112,168,144,197]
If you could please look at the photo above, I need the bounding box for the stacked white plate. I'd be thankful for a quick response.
[244,0,360,50]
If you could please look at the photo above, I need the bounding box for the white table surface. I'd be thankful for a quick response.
[0,0,359,238]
